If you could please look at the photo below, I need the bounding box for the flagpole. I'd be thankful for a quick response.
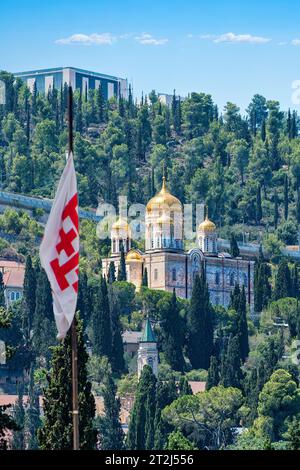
[68,85,80,451]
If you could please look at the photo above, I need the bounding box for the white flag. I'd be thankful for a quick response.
[40,153,79,339]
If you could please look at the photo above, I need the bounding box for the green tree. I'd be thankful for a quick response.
[166,431,197,450]
[117,244,127,281]
[230,233,240,257]
[142,267,148,287]
[92,276,112,358]
[97,374,124,450]
[206,356,220,390]
[284,174,289,220]
[220,335,244,389]
[126,365,157,450]
[38,317,96,449]
[273,259,292,300]
[0,272,6,308]
[108,261,116,283]
[186,271,213,370]
[178,377,192,396]
[12,388,25,449]
[23,255,36,332]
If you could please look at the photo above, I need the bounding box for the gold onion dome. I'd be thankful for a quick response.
[146,177,182,213]
[198,215,216,232]
[126,250,143,262]
[112,217,131,233]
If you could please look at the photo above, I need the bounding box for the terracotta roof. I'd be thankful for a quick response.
[0,260,25,270]
[188,381,206,393]
[3,270,25,288]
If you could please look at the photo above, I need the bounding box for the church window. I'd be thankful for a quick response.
[147,356,153,367]
[215,272,220,285]
[243,273,248,286]
[206,238,209,251]
[113,239,116,252]
[230,272,235,286]
[172,268,177,281]
[154,269,158,281]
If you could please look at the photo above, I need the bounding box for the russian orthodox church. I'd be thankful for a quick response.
[102,177,254,312]
[137,317,158,377]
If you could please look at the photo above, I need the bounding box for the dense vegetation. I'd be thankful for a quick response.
[0,71,300,450]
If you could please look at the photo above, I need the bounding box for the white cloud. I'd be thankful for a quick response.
[55,33,116,46]
[278,41,288,46]
[291,39,300,46]
[135,33,168,46]
[199,32,270,44]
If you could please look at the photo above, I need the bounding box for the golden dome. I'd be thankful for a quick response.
[126,250,143,262]
[146,177,182,213]
[198,215,216,232]
[112,217,130,232]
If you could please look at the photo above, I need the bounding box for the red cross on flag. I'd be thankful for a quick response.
[40,153,79,339]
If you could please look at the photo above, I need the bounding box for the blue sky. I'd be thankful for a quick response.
[2,0,300,112]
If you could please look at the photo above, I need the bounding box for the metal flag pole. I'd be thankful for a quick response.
[68,85,80,451]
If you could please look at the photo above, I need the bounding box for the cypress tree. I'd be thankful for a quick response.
[178,376,192,396]
[230,284,241,312]
[274,190,279,229]
[126,365,157,450]
[117,244,127,281]
[236,286,249,362]
[292,111,298,138]
[256,185,262,223]
[230,233,240,257]
[75,90,83,133]
[25,368,41,449]
[76,272,90,329]
[108,261,116,283]
[274,259,292,300]
[254,258,272,312]
[97,374,124,450]
[206,356,220,390]
[110,298,125,375]
[32,269,56,362]
[296,188,300,225]
[186,270,213,370]
[284,174,289,220]
[153,379,177,450]
[38,316,96,449]
[160,289,185,372]
[23,255,36,331]
[92,277,112,358]
[291,263,299,298]
[287,108,292,138]
[142,267,148,287]
[0,272,6,308]
[220,335,243,389]
[261,119,266,141]
[11,387,25,450]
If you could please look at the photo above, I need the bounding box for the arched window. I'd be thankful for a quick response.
[215,272,220,285]
[172,268,177,281]
[230,272,235,286]
[154,269,158,281]
[10,292,15,301]
[113,239,116,252]
[15,292,20,300]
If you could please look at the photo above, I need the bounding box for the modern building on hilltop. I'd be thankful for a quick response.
[102,177,255,312]
[14,67,128,100]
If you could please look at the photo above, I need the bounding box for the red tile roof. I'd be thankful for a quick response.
[188,381,206,393]
[0,260,25,270]
[3,270,25,288]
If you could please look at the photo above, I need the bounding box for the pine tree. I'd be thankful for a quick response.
[38,317,96,449]
[11,387,25,449]
[178,376,192,396]
[117,244,127,281]
[126,365,157,450]
[92,277,112,358]
[142,267,148,287]
[230,233,240,257]
[97,374,124,450]
[206,356,220,390]
[75,90,83,133]
[274,259,292,300]
[220,335,243,389]
[261,119,266,141]
[284,174,289,220]
[108,261,116,283]
[256,185,262,223]
[0,272,6,308]
[160,290,185,372]
[186,270,213,370]
[23,255,36,331]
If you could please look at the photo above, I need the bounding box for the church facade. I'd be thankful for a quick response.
[102,177,255,312]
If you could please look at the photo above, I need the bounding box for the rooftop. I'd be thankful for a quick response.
[140,318,156,343]
[14,67,124,81]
